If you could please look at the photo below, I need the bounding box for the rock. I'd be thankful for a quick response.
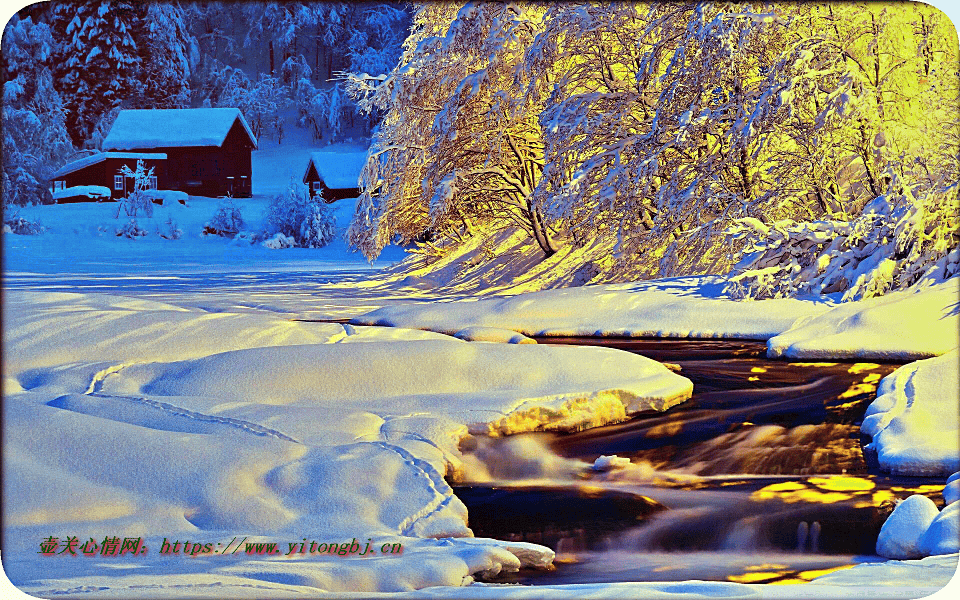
[592,455,631,471]
[876,494,939,559]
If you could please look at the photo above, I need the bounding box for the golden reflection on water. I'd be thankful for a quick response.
[751,475,941,506]
[728,563,856,585]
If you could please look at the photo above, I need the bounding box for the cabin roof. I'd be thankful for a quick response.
[52,152,168,179]
[302,152,367,190]
[102,108,258,151]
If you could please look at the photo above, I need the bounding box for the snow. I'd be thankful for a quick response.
[304,150,368,190]
[52,152,167,178]
[354,276,834,340]
[861,350,960,476]
[6,130,960,597]
[143,190,188,206]
[875,495,940,559]
[945,473,960,505]
[52,185,111,201]
[102,108,257,150]
[453,327,535,344]
[919,502,960,557]
[3,265,691,597]
[768,278,960,360]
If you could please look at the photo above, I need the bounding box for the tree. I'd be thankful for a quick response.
[50,0,145,145]
[139,2,194,109]
[2,14,73,206]
[343,3,557,259]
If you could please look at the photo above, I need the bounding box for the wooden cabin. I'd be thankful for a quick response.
[99,108,258,198]
[51,152,167,201]
[302,151,366,202]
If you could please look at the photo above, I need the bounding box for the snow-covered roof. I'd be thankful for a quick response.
[52,152,168,178]
[303,151,368,189]
[102,108,258,151]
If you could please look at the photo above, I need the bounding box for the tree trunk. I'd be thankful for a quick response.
[526,203,557,258]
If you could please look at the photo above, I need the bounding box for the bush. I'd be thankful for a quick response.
[3,212,45,235]
[204,198,244,237]
[116,219,148,238]
[263,185,336,248]
[724,183,960,301]
[157,216,182,240]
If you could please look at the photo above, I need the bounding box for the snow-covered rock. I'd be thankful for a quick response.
[945,472,960,505]
[454,326,536,344]
[861,350,960,476]
[876,495,940,559]
[592,455,632,471]
[918,502,960,556]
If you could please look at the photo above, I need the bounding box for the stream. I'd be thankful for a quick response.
[453,337,943,586]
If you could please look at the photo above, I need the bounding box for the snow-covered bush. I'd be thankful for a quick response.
[204,198,244,237]
[115,160,155,219]
[156,216,182,240]
[263,185,336,248]
[725,183,959,301]
[231,231,262,245]
[116,219,148,239]
[261,232,296,249]
[3,212,45,235]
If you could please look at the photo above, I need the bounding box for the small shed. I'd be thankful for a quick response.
[302,152,367,202]
[101,108,258,198]
[51,152,168,201]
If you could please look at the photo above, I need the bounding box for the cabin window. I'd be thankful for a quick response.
[148,176,158,190]
[312,181,321,191]
[54,181,65,191]
[114,175,124,191]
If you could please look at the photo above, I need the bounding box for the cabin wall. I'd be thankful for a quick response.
[55,157,167,200]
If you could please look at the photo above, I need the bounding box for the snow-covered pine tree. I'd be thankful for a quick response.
[139,2,195,109]
[50,0,145,145]
[2,14,73,206]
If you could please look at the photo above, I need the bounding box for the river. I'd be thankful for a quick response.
[452,337,942,586]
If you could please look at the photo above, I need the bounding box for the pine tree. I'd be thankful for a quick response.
[139,2,194,109]
[2,14,73,206]
[50,0,145,145]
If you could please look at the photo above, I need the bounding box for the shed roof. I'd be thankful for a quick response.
[303,151,367,190]
[102,108,257,151]
[52,152,168,179]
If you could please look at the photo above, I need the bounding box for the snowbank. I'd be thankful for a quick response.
[861,350,960,476]
[768,278,960,360]
[4,286,693,596]
[453,327,536,344]
[355,275,959,361]
[354,276,832,340]
[96,339,692,437]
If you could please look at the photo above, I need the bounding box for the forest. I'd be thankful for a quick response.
[3,1,959,301]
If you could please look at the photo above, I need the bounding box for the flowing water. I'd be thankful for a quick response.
[453,337,943,585]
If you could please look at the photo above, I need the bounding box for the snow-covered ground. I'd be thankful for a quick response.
[4,143,959,597]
